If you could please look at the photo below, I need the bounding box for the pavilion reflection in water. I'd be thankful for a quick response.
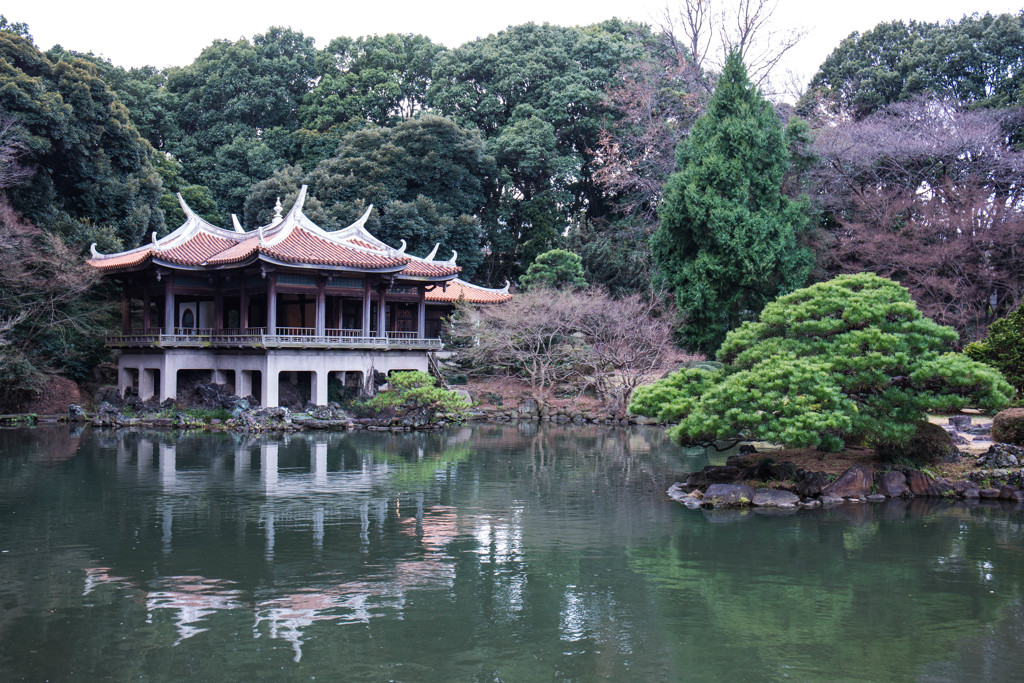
[87,432,525,661]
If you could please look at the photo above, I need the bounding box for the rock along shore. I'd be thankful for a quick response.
[669,445,1024,511]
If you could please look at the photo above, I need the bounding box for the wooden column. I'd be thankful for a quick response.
[121,290,130,333]
[163,277,175,333]
[315,277,326,336]
[267,274,277,334]
[142,290,151,333]
[417,286,426,339]
[362,279,372,337]
[214,283,224,332]
[240,278,249,331]
[377,286,387,338]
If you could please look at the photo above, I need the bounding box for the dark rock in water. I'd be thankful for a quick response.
[97,401,118,415]
[93,385,122,407]
[980,488,1002,499]
[1000,485,1019,500]
[822,465,872,499]
[905,469,935,496]
[953,480,980,499]
[737,444,758,455]
[866,494,887,502]
[794,471,830,498]
[926,477,956,497]
[67,403,86,421]
[949,415,972,430]
[702,483,755,508]
[876,471,908,498]
[686,465,747,487]
[751,488,800,508]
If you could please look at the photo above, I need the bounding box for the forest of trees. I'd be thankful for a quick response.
[3,6,1024,404]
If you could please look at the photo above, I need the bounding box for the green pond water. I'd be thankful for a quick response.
[2,424,1024,682]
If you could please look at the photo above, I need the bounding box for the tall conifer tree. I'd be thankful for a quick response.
[653,50,811,354]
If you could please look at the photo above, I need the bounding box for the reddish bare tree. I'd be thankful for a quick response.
[594,56,706,223]
[576,292,676,416]
[811,99,1024,341]
[450,288,677,414]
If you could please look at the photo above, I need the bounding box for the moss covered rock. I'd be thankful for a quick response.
[875,420,955,466]
[992,408,1024,446]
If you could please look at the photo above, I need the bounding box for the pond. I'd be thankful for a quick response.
[1,424,1023,681]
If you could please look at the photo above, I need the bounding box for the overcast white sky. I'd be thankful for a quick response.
[4,0,1022,91]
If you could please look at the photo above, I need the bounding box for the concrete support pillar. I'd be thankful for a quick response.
[315,279,326,336]
[362,281,372,337]
[312,370,328,406]
[262,366,279,408]
[267,275,277,335]
[237,370,253,398]
[212,369,228,385]
[119,365,135,398]
[143,290,151,333]
[159,363,177,402]
[139,368,156,401]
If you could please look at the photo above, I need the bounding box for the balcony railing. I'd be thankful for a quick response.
[106,327,442,350]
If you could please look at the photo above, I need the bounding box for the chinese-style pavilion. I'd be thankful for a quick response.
[87,186,511,407]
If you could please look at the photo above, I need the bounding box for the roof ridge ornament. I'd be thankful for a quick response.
[353,204,373,230]
[424,243,440,261]
[176,193,197,221]
[500,279,510,294]
[90,243,101,258]
[273,197,283,222]
[447,249,458,265]
[397,239,407,255]
[151,231,161,250]
[231,214,245,233]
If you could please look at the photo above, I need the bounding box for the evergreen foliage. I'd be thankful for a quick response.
[359,371,470,420]
[0,31,163,249]
[629,274,1013,451]
[965,306,1024,395]
[520,249,587,291]
[653,50,812,354]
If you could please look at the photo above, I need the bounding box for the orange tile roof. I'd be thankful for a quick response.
[87,186,472,281]
[426,279,512,304]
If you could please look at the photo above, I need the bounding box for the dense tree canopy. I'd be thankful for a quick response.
[805,12,1024,118]
[630,274,1013,451]
[427,20,649,283]
[653,50,811,354]
[245,115,494,278]
[0,31,163,249]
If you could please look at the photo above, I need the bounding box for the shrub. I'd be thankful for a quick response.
[359,371,470,421]
[992,408,1024,446]
[875,421,955,467]
[629,273,1013,451]
[965,306,1024,396]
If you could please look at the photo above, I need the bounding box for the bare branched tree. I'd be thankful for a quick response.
[810,99,1024,340]
[0,115,32,190]
[657,0,805,94]
[450,288,676,414]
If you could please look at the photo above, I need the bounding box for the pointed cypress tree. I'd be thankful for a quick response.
[653,50,811,354]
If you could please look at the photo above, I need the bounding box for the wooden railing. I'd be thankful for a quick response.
[106,327,441,350]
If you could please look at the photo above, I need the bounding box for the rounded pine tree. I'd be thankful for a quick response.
[629,273,1013,451]
[653,49,812,354]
